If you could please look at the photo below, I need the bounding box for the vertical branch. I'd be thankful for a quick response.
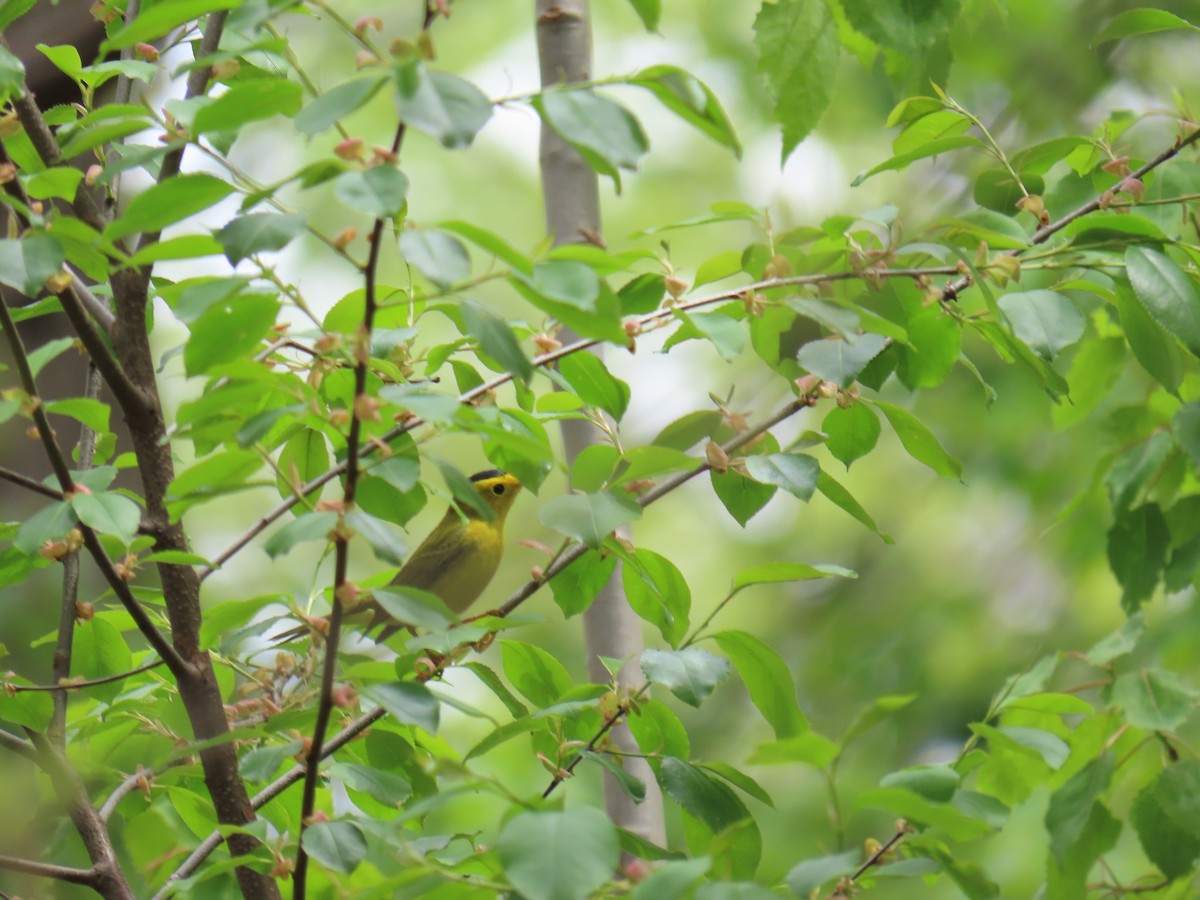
[49,362,103,744]
[534,0,666,848]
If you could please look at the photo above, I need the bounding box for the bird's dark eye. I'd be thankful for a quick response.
[492,484,505,495]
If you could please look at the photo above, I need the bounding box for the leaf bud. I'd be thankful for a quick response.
[211,59,240,81]
[335,582,362,610]
[332,227,357,250]
[533,332,562,354]
[134,42,159,62]
[84,164,103,186]
[664,275,689,299]
[66,528,84,551]
[39,540,69,561]
[705,440,729,473]
[0,112,20,137]
[334,137,365,161]
[0,162,14,184]
[1117,176,1144,201]
[355,51,380,69]
[353,393,381,422]
[45,269,73,294]
[75,600,95,621]
[354,16,383,34]
[1101,156,1130,176]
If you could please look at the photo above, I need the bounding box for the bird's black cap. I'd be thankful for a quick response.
[469,469,506,483]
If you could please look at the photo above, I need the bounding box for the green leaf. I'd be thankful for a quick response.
[632,65,740,156]
[631,858,710,900]
[997,290,1086,360]
[1107,503,1169,613]
[263,511,337,559]
[363,682,440,733]
[501,640,573,708]
[655,411,724,450]
[0,675,52,730]
[817,469,893,541]
[295,74,387,136]
[880,765,960,802]
[852,135,982,186]
[534,90,649,189]
[841,0,961,56]
[665,310,747,361]
[1126,246,1200,358]
[558,352,630,420]
[857,787,994,841]
[842,693,919,748]
[1045,754,1114,865]
[334,165,409,219]
[192,78,303,135]
[873,400,962,478]
[539,490,642,548]
[713,630,808,738]
[641,647,730,707]
[215,213,307,265]
[550,549,617,617]
[184,294,280,376]
[660,757,750,834]
[1175,404,1200,469]
[103,0,240,49]
[394,63,492,149]
[896,308,961,389]
[0,235,65,296]
[45,397,110,433]
[462,662,529,718]
[744,453,819,500]
[498,809,619,900]
[345,511,407,566]
[71,491,140,545]
[461,301,533,383]
[0,44,25,105]
[796,334,888,388]
[1116,283,1184,395]
[300,820,367,874]
[1113,668,1196,731]
[732,562,857,593]
[277,429,330,499]
[439,220,532,274]
[1094,8,1200,45]
[623,549,691,646]
[1085,614,1145,666]
[24,166,85,201]
[70,618,133,704]
[785,851,860,898]
[515,259,602,314]
[106,173,234,240]
[1132,772,1200,880]
[14,500,76,554]
[754,0,839,162]
[823,403,880,469]
[1106,432,1173,514]
[330,762,412,806]
[582,750,647,802]
[399,230,469,288]
[625,0,661,31]
[711,468,777,527]
[1157,760,1200,841]
[371,587,454,631]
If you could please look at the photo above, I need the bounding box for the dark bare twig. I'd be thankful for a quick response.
[0,464,63,500]
[14,657,164,693]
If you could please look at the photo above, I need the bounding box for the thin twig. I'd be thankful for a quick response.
[0,854,98,886]
[0,728,36,760]
[100,759,182,822]
[848,826,909,883]
[14,657,164,693]
[0,465,63,500]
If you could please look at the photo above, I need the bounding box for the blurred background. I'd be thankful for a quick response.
[2,0,1199,895]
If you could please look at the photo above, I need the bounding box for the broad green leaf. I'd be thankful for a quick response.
[857,787,994,841]
[1126,246,1200,358]
[655,410,724,451]
[295,74,387,136]
[23,166,84,201]
[711,468,777,526]
[582,750,647,803]
[0,43,24,104]
[817,469,893,542]
[1105,432,1173,514]
[625,0,661,31]
[1094,8,1200,45]
[263,511,337,559]
[539,491,642,548]
[71,491,140,544]
[641,647,730,707]
[394,63,492,149]
[363,682,440,733]
[498,809,619,900]
[550,549,618,618]
[623,549,691,646]
[841,0,961,56]
[399,230,470,287]
[0,675,53,730]
[330,762,412,806]
[1156,760,1200,841]
[732,562,857,592]
[1175,404,1200,468]
[880,765,960,802]
[534,90,648,189]
[45,397,110,433]
[754,0,838,162]
[1113,668,1196,731]
[501,640,573,708]
[558,352,630,420]
[1132,774,1200,880]
[192,78,302,135]
[631,858,711,900]
[852,136,982,186]
[334,165,409,219]
[345,510,407,566]
[796,333,888,388]
[215,213,307,264]
[896,307,961,388]
[632,65,740,156]
[660,757,750,834]
[371,587,454,631]
[0,235,65,296]
[744,453,819,500]
[184,294,280,376]
[462,301,533,383]
[239,743,297,782]
[106,174,234,240]
[823,403,880,468]
[201,594,287,649]
[439,220,532,274]
[665,310,747,361]
[713,630,808,738]
[70,618,133,704]
[1045,754,1114,865]
[301,820,367,874]
[998,290,1086,360]
[842,693,919,748]
[873,401,962,478]
[514,259,602,313]
[1116,283,1184,395]
[1107,503,1169,613]
[103,0,240,49]
[785,851,860,898]
[1085,614,1145,665]
[14,500,76,554]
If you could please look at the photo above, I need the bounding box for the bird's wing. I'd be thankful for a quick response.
[394,531,471,594]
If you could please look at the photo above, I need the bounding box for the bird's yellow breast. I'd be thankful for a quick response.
[415,517,505,612]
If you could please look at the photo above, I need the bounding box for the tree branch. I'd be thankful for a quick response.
[14,657,164,693]
[942,127,1200,301]
[0,854,98,886]
[0,464,63,500]
[0,728,36,760]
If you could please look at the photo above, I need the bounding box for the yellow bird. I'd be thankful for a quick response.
[281,469,522,642]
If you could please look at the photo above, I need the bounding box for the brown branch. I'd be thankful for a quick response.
[0,728,36,760]
[849,826,909,883]
[58,280,148,413]
[14,657,164,693]
[0,464,63,500]
[100,759,183,822]
[942,127,1200,301]
[292,116,409,898]
[0,854,98,886]
[198,266,951,581]
[543,702,630,798]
